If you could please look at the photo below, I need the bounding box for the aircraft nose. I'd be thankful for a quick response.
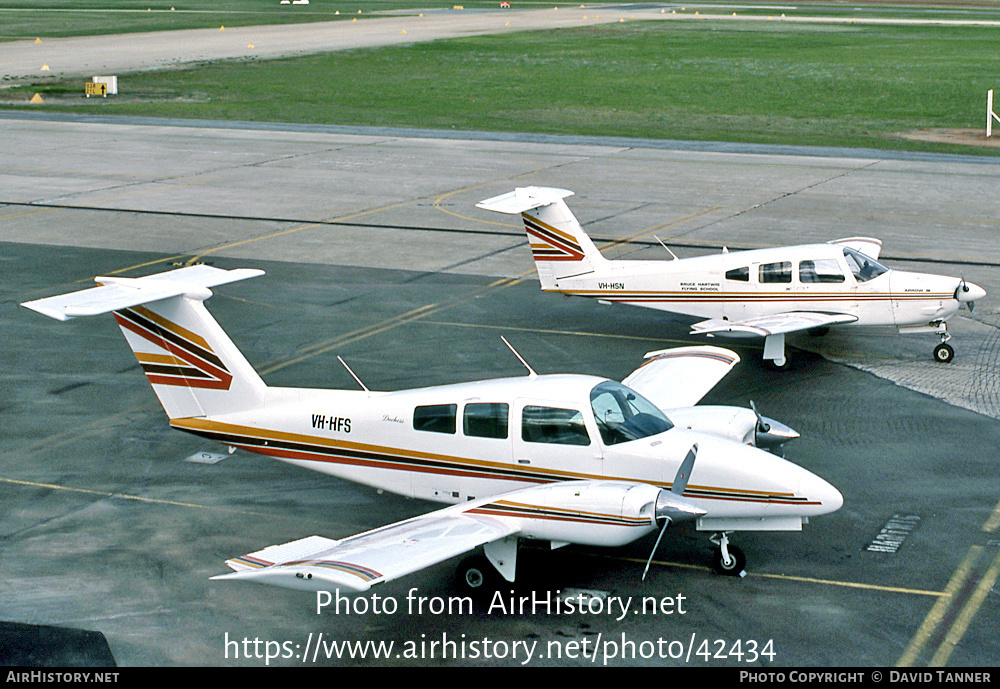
[798,471,844,515]
[957,281,986,303]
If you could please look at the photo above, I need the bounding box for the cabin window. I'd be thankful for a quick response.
[413,404,457,434]
[799,259,845,284]
[590,381,673,445]
[759,261,792,284]
[521,406,591,446]
[463,403,509,439]
[843,247,888,282]
[725,266,749,282]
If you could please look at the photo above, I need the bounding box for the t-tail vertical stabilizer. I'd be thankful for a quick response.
[22,265,267,420]
[477,187,608,289]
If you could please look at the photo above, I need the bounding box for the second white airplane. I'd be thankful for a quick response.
[478,187,986,367]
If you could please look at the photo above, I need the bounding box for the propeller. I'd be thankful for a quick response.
[642,444,707,581]
[749,400,799,451]
[955,275,976,312]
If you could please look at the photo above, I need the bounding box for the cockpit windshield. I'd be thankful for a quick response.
[589,381,673,445]
[843,247,888,282]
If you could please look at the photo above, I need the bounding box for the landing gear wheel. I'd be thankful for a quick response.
[933,342,954,363]
[765,356,791,372]
[456,554,496,594]
[712,545,746,576]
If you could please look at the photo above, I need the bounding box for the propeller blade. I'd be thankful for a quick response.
[644,444,707,580]
[671,443,697,496]
[955,278,969,302]
[749,400,770,433]
[642,519,669,581]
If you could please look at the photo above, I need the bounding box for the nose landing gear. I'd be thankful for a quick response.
[933,326,954,363]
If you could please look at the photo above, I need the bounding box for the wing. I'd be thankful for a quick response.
[690,312,858,338]
[622,345,741,409]
[211,504,519,593]
[827,237,882,259]
[211,479,669,593]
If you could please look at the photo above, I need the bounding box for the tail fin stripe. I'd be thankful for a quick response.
[522,214,579,245]
[523,215,585,262]
[134,353,225,389]
[126,306,227,370]
[114,308,234,390]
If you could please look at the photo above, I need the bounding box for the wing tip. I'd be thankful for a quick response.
[642,345,741,366]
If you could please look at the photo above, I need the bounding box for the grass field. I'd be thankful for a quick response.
[4,0,1000,40]
[8,18,999,155]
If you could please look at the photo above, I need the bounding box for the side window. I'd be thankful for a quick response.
[521,406,591,446]
[799,259,845,284]
[463,403,509,439]
[725,266,749,282]
[759,261,792,284]
[413,404,456,434]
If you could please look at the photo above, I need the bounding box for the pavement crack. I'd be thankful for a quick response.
[685,159,885,236]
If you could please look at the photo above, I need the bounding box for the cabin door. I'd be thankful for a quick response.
[512,399,604,482]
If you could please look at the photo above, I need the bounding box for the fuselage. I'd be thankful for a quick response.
[171,373,842,532]
[551,243,967,329]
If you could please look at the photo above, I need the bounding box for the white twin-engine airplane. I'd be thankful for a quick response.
[477,187,986,367]
[23,265,841,594]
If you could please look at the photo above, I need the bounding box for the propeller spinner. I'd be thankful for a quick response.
[954,276,986,312]
[750,400,799,451]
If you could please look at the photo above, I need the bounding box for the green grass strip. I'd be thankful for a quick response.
[7,20,1000,155]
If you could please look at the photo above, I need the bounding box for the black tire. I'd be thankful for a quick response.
[456,554,496,594]
[711,545,746,576]
[765,355,791,372]
[933,343,954,363]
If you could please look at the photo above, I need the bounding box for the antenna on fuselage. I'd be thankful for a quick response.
[654,236,679,261]
[501,336,537,379]
[337,356,370,394]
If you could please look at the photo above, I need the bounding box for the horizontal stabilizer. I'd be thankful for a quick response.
[622,346,740,409]
[22,265,265,321]
[691,312,857,338]
[476,187,575,215]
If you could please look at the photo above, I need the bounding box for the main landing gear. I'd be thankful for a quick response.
[710,532,746,576]
[456,554,499,595]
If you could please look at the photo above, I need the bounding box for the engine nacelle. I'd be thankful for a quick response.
[480,480,660,548]
[666,405,798,450]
